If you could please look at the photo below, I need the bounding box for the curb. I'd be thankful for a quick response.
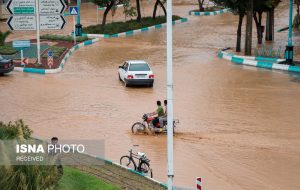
[84,18,188,38]
[13,38,100,74]
[189,8,230,16]
[92,156,167,189]
[218,51,300,73]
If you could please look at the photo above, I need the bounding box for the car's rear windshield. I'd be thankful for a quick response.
[129,63,150,71]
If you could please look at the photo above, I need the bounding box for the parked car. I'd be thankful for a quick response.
[118,60,154,87]
[0,55,14,74]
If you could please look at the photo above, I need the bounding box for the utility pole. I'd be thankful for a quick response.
[35,0,41,65]
[166,0,174,189]
[245,0,253,56]
[284,0,294,65]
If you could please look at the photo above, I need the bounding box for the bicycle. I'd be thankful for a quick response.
[120,145,153,178]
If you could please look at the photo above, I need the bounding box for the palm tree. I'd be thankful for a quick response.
[0,31,12,46]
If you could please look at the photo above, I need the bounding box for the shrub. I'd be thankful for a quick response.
[40,34,88,43]
[0,44,17,55]
[254,45,283,59]
[83,15,182,35]
[0,120,32,140]
[0,31,11,46]
[0,120,61,189]
[42,46,67,58]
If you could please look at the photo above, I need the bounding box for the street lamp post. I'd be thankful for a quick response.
[75,0,82,36]
[285,0,294,65]
[166,0,174,189]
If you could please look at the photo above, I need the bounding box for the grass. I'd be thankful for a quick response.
[55,166,120,190]
[0,43,17,55]
[83,15,182,35]
[42,46,67,58]
[40,34,88,43]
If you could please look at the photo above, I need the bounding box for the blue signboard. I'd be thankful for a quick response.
[69,6,78,15]
[13,40,30,48]
[48,51,53,57]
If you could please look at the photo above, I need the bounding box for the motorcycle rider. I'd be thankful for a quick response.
[148,100,164,127]
[159,100,167,128]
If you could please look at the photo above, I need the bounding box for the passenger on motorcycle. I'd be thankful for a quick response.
[159,100,167,127]
[148,101,164,127]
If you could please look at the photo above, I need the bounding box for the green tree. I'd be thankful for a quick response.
[93,0,123,26]
[253,0,280,44]
[0,30,11,46]
[153,0,166,19]
[211,0,248,52]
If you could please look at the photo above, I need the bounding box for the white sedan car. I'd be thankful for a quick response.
[118,60,154,87]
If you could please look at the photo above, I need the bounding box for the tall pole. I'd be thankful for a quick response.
[285,0,294,65]
[166,0,174,189]
[75,0,82,36]
[35,0,41,65]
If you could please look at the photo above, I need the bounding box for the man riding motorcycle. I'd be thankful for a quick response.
[159,100,167,128]
[148,100,164,127]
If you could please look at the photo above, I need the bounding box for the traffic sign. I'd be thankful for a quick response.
[69,6,78,15]
[7,16,36,30]
[40,15,66,30]
[6,0,66,14]
[6,0,35,14]
[7,15,66,30]
[39,0,66,14]
[48,51,53,57]
[21,58,28,65]
[13,40,30,48]
[47,50,53,68]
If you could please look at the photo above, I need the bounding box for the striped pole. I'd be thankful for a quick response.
[196,177,202,190]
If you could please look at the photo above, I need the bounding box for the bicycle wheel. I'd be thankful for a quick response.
[120,156,136,170]
[131,122,146,134]
[139,161,153,178]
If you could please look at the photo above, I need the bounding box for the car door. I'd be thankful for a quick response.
[119,62,128,81]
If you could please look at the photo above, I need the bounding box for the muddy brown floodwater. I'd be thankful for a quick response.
[1,1,300,190]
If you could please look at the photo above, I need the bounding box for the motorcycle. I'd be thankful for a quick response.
[131,114,179,134]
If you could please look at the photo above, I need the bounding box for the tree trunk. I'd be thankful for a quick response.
[158,0,167,16]
[198,0,204,12]
[102,2,114,26]
[266,8,274,41]
[236,13,244,52]
[253,11,263,44]
[294,1,300,28]
[245,0,253,55]
[153,0,166,19]
[153,0,159,19]
[136,0,141,22]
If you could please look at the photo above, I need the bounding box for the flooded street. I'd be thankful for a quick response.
[1,1,300,189]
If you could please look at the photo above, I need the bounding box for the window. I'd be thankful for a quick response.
[129,63,150,71]
[123,62,128,71]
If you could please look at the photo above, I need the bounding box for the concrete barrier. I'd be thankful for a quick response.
[218,51,300,73]
[189,8,230,16]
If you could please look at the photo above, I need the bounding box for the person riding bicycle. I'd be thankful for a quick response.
[148,100,164,127]
[159,100,168,128]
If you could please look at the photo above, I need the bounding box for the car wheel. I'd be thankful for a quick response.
[118,74,122,81]
[149,84,153,88]
[125,81,128,87]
